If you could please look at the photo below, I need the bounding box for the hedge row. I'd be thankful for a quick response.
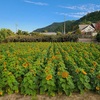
[4,34,78,42]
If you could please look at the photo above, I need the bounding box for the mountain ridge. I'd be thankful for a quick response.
[34,11,100,33]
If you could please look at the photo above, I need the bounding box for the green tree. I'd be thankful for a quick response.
[0,28,14,42]
[16,30,22,35]
[30,32,40,36]
[57,31,62,35]
[22,31,29,35]
[96,32,100,42]
[75,29,81,34]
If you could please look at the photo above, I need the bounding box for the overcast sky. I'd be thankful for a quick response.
[0,0,100,32]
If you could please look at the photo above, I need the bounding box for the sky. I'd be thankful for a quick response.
[0,0,100,32]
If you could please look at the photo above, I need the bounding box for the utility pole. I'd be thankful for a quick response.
[15,24,18,33]
[63,16,66,34]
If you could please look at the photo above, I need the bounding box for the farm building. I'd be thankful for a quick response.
[79,23,97,36]
[40,32,57,35]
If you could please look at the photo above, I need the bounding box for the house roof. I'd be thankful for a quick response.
[79,24,96,33]
[79,25,88,30]
[40,32,57,35]
[79,23,96,31]
[91,23,96,28]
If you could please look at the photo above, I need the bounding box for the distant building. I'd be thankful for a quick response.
[40,32,57,35]
[79,23,97,36]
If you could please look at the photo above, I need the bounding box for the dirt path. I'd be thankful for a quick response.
[0,92,100,100]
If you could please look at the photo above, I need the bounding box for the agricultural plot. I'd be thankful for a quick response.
[0,42,100,96]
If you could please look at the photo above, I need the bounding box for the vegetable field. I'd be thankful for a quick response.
[0,42,100,96]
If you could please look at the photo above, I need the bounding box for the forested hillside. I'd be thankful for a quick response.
[34,11,100,33]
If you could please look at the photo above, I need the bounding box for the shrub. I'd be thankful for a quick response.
[96,33,100,42]
[4,34,78,42]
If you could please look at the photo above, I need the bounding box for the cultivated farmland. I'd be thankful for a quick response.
[0,42,100,96]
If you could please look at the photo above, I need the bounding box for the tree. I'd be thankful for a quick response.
[22,31,29,35]
[0,28,14,42]
[95,21,100,32]
[30,32,40,36]
[16,30,22,35]
[75,29,81,34]
[96,32,100,42]
[16,30,29,35]
[57,31,62,35]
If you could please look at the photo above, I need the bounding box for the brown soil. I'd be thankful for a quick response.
[0,92,100,100]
